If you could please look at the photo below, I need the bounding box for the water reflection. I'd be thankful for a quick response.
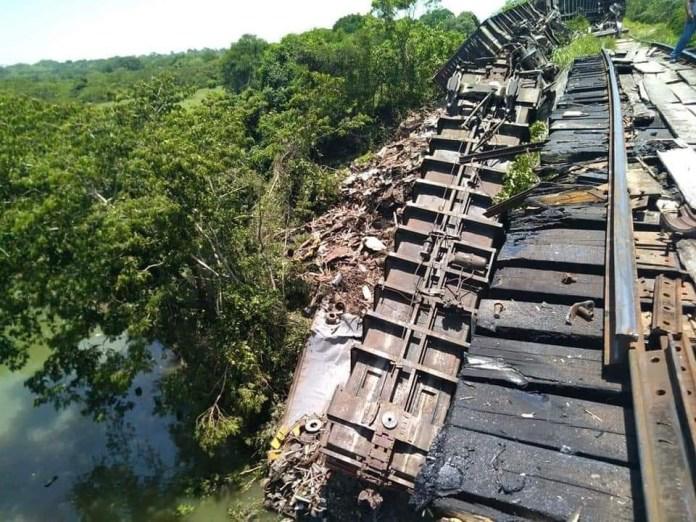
[0,337,275,522]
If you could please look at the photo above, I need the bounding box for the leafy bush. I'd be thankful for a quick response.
[0,0,481,456]
[497,121,548,201]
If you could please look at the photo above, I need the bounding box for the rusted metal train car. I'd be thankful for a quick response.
[320,2,565,491]
[269,1,696,520]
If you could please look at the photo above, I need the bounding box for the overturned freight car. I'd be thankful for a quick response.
[319,2,565,492]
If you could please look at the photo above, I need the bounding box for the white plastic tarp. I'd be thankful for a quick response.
[282,310,361,428]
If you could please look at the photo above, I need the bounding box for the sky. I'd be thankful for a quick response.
[0,0,507,66]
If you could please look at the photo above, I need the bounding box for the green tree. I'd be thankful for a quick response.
[420,8,478,34]
[333,13,367,33]
[371,0,418,20]
[420,7,456,28]
[0,3,470,458]
[221,34,268,92]
[450,11,479,34]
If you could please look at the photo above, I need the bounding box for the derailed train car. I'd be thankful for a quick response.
[550,0,625,21]
[268,0,630,517]
[319,0,629,494]
[320,1,567,492]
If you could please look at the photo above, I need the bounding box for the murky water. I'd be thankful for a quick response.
[0,337,278,522]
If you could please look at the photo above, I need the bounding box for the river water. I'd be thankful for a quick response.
[0,336,277,522]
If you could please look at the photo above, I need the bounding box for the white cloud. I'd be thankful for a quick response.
[0,0,507,65]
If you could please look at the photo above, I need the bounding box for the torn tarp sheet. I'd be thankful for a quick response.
[282,311,361,428]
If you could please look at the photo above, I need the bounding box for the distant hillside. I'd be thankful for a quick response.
[0,49,224,103]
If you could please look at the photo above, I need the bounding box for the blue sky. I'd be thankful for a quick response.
[0,0,507,66]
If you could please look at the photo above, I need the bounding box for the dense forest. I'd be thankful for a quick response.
[0,0,479,459]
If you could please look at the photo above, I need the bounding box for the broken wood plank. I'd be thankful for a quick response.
[550,118,608,131]
[657,70,682,83]
[464,336,622,394]
[509,205,607,231]
[658,147,696,209]
[431,497,524,522]
[476,300,603,347]
[669,82,696,105]
[678,68,696,85]
[449,381,629,463]
[634,61,665,74]
[627,165,664,197]
[643,75,679,103]
[649,100,696,144]
[505,228,606,245]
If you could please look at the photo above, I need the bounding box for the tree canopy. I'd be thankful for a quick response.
[221,35,269,93]
[0,1,479,455]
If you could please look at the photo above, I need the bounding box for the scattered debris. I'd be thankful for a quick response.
[264,416,329,519]
[290,108,439,315]
[357,488,384,510]
[565,300,595,324]
[562,273,577,285]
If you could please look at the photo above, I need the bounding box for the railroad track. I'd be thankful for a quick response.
[416,51,639,521]
[270,3,696,520]
[649,41,696,64]
[413,38,696,522]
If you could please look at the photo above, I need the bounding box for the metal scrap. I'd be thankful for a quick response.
[264,416,330,519]
[565,300,595,324]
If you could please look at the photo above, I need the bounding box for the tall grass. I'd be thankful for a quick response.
[552,34,617,69]
[624,18,679,45]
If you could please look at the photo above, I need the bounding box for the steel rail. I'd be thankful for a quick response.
[650,41,696,64]
[602,49,639,366]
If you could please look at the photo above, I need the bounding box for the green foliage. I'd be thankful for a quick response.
[566,15,591,34]
[552,34,616,69]
[175,503,195,517]
[0,78,294,452]
[371,0,418,20]
[333,14,368,33]
[420,8,479,34]
[221,35,269,92]
[497,121,548,201]
[624,18,680,45]
[0,2,480,458]
[626,0,692,38]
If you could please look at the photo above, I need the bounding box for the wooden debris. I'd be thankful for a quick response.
[290,108,439,314]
